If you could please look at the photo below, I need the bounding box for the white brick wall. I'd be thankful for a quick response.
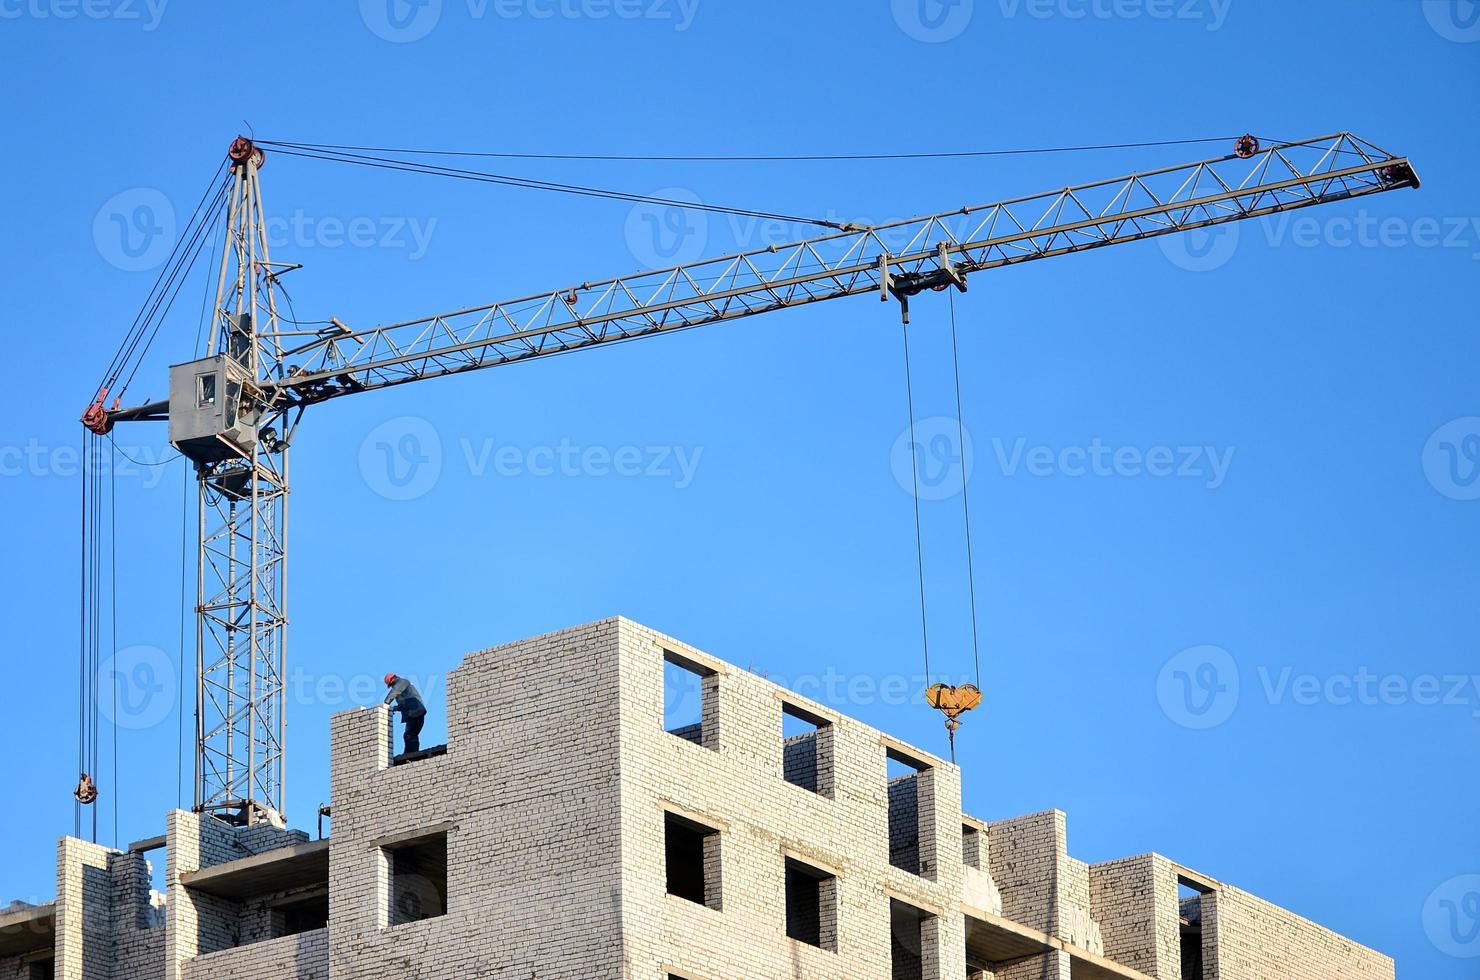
[7,617,1395,980]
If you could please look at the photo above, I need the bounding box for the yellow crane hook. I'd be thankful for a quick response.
[925,683,982,762]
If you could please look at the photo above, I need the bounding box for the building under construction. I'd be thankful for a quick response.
[2,619,1393,979]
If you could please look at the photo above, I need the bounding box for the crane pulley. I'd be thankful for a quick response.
[82,131,1417,822]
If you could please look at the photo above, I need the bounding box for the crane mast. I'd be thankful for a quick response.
[179,137,293,825]
[89,132,1417,825]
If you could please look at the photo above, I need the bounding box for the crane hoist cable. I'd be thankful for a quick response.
[78,166,226,829]
[75,431,92,831]
[84,170,230,431]
[95,160,223,388]
[75,431,128,841]
[902,293,985,763]
[99,162,224,383]
[949,290,983,692]
[76,430,103,836]
[253,144,853,230]
[110,442,119,848]
[256,134,1251,163]
[901,320,931,687]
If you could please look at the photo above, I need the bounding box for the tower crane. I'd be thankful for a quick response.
[80,132,1418,827]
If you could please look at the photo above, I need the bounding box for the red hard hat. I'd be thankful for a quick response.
[384,673,397,686]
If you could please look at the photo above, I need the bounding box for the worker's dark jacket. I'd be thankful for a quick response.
[384,678,427,719]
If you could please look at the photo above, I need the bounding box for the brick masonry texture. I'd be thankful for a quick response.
[0,617,1394,980]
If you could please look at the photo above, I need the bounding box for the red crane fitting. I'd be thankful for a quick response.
[80,387,116,435]
[228,136,265,168]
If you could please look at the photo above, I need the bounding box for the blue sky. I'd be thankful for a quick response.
[0,1,1476,975]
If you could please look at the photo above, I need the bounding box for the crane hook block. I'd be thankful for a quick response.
[1234,135,1260,159]
[925,682,983,733]
[74,773,98,806]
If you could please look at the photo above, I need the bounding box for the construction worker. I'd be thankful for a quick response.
[383,673,427,755]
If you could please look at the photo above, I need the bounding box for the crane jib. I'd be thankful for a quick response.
[97,139,1415,428]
